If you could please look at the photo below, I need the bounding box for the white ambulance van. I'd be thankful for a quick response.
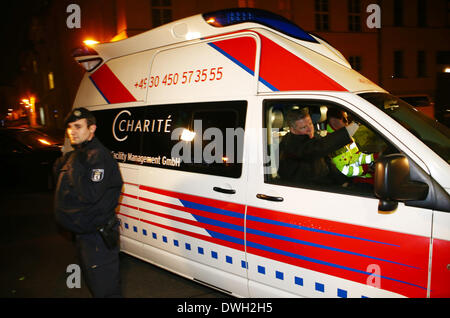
[71,8,450,298]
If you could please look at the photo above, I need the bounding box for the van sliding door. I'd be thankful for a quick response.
[131,101,250,297]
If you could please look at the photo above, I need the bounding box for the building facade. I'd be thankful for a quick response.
[17,0,450,128]
[380,0,450,98]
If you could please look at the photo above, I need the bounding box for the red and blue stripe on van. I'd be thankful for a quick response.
[207,31,346,92]
[117,184,446,298]
[89,64,137,104]
[89,30,346,104]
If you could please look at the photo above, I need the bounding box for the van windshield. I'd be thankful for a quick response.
[359,92,450,164]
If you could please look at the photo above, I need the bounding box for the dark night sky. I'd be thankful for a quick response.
[0,0,51,86]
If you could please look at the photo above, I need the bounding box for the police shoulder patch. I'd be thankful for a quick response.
[91,169,104,182]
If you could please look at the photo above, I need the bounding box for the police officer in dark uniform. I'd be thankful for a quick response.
[54,107,123,297]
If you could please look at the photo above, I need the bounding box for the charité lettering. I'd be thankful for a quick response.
[112,109,172,142]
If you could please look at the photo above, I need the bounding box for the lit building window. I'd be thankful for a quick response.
[39,107,46,125]
[48,72,55,90]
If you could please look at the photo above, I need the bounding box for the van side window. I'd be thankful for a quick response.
[94,101,247,178]
[184,103,246,177]
[263,99,394,197]
[143,101,246,178]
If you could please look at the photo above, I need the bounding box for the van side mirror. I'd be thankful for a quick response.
[374,154,429,213]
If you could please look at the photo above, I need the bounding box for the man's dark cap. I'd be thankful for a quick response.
[64,107,96,126]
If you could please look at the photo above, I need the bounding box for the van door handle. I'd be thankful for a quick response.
[213,187,236,194]
[256,194,284,202]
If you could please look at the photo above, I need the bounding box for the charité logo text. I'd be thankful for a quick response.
[111,109,247,165]
[112,110,172,142]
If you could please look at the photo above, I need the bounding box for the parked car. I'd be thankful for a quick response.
[399,94,435,119]
[0,127,63,190]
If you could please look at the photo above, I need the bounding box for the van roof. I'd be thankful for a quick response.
[76,8,350,68]
[73,8,385,97]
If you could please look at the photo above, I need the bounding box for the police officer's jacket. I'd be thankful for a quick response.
[54,137,123,234]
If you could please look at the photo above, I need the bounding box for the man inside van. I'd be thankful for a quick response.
[278,107,359,186]
[54,107,123,298]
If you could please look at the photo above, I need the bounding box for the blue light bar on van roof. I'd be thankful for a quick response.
[203,8,319,43]
[71,45,99,58]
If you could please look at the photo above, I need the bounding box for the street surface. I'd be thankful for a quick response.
[0,187,227,298]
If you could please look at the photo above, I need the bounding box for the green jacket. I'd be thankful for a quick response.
[326,124,374,178]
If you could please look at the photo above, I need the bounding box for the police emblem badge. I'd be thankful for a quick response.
[91,169,104,182]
